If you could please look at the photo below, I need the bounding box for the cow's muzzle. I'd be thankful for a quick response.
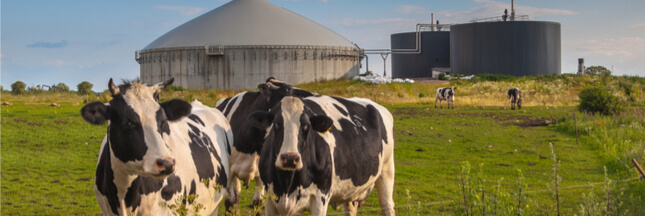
[155,157,176,175]
[279,153,301,170]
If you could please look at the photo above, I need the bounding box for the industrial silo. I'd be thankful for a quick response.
[136,0,361,90]
[391,30,450,78]
[450,21,561,76]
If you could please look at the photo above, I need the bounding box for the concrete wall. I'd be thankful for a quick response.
[450,21,561,76]
[138,46,361,89]
[391,31,450,78]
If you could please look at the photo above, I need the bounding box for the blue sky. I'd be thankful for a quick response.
[2,0,644,91]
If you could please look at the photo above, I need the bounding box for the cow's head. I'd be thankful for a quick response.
[258,77,314,109]
[448,86,457,101]
[81,78,191,178]
[248,97,332,171]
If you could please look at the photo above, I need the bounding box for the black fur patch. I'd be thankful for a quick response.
[188,114,205,126]
[161,175,182,201]
[124,176,164,211]
[108,96,148,163]
[95,141,120,215]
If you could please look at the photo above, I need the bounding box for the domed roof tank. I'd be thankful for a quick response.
[144,0,355,49]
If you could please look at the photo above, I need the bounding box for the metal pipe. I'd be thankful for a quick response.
[511,0,515,21]
[363,54,369,75]
[431,13,435,31]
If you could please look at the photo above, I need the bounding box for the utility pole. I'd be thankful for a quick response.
[381,53,389,77]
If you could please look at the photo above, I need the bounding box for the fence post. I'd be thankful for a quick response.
[574,113,579,145]
[631,159,645,179]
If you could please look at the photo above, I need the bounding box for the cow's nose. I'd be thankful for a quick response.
[280,153,300,169]
[155,157,176,175]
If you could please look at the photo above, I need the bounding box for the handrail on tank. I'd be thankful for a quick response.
[469,15,529,23]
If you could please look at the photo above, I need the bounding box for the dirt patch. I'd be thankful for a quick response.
[13,118,27,123]
[27,122,43,126]
[412,77,450,85]
[54,120,68,124]
[516,118,552,128]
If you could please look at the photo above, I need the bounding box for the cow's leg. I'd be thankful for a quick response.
[310,194,330,216]
[225,175,241,213]
[341,201,359,216]
[252,178,265,209]
[376,157,396,216]
[434,98,438,108]
[264,200,279,216]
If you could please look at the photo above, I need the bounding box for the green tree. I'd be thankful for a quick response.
[54,83,70,92]
[77,81,94,95]
[10,81,27,95]
[578,85,623,115]
[584,66,611,75]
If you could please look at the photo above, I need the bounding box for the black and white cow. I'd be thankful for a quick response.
[215,78,313,211]
[248,95,395,216]
[81,78,231,215]
[508,87,522,110]
[435,86,457,109]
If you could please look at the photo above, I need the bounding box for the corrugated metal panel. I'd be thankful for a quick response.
[450,21,561,76]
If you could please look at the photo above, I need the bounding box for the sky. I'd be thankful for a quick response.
[2,0,645,91]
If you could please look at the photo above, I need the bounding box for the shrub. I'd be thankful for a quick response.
[11,81,27,95]
[578,85,624,115]
[54,83,70,92]
[166,85,187,92]
[438,73,447,80]
[77,81,94,95]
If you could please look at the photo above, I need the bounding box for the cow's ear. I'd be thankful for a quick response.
[161,99,192,121]
[453,86,457,90]
[248,111,273,130]
[81,101,110,125]
[310,115,333,133]
[258,83,272,99]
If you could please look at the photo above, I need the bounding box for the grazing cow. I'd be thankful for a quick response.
[81,78,231,216]
[215,78,313,211]
[508,87,522,110]
[435,86,457,109]
[248,95,395,216]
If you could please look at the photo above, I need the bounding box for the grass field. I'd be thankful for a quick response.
[2,75,644,215]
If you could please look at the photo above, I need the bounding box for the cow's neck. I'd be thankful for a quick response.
[108,143,141,212]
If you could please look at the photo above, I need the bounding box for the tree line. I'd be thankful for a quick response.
[5,81,94,95]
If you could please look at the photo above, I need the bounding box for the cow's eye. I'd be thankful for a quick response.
[303,125,309,132]
[128,120,137,128]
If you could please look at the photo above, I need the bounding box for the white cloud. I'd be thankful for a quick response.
[395,5,429,15]
[152,5,205,16]
[632,23,645,29]
[568,37,645,58]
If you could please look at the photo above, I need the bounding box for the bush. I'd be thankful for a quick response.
[77,81,94,95]
[578,85,624,115]
[11,81,27,95]
[54,83,70,92]
[166,85,187,92]
[472,74,516,82]
[438,74,447,80]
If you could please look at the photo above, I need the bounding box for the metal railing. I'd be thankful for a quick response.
[469,15,529,23]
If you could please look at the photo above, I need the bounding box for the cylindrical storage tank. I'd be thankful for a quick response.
[450,21,560,76]
[137,0,361,90]
[391,31,450,78]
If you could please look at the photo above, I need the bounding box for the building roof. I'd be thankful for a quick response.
[143,0,356,50]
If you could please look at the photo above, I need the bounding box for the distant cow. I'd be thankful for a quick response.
[248,95,395,216]
[215,78,313,211]
[508,87,522,110]
[435,86,457,109]
[81,78,231,215]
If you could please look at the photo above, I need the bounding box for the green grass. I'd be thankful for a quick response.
[2,74,645,215]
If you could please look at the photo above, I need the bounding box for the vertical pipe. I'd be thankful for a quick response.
[431,13,435,31]
[511,0,515,21]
